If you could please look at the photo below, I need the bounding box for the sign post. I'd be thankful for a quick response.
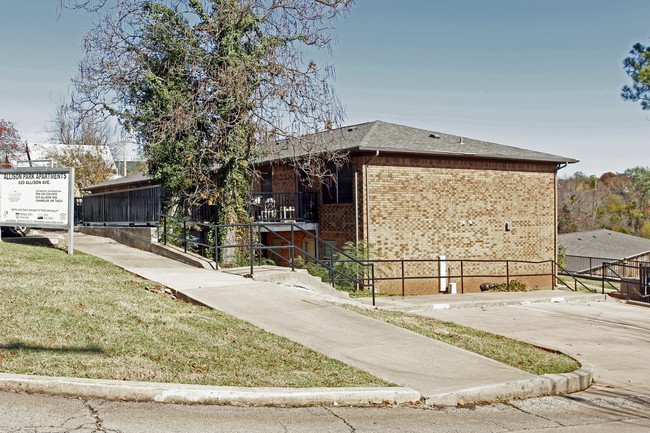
[0,167,75,255]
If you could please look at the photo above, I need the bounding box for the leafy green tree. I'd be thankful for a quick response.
[622,42,650,109]
[625,167,650,210]
[69,0,353,224]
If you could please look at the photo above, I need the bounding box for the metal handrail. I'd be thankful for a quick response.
[601,262,649,302]
[554,260,597,293]
[256,223,374,292]
[159,214,376,303]
[163,214,644,305]
[564,254,647,277]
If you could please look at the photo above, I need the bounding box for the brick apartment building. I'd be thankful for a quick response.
[250,121,577,294]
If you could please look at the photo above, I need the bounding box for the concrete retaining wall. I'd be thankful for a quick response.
[78,226,157,252]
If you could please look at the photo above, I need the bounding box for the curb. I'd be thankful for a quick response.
[0,373,420,407]
[623,299,650,309]
[434,293,606,310]
[0,364,593,407]
[365,293,607,312]
[424,364,594,406]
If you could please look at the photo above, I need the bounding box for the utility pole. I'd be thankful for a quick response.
[122,140,127,176]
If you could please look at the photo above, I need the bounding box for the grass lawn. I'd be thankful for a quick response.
[0,242,388,388]
[337,304,580,375]
[557,275,613,292]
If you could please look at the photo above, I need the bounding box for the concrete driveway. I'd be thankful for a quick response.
[415,299,650,394]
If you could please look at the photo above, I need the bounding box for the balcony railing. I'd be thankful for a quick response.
[80,185,161,225]
[249,192,317,223]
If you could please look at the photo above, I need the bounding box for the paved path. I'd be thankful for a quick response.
[72,233,541,403]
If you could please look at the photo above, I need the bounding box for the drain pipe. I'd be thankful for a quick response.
[354,169,359,246]
[354,167,359,291]
[365,151,379,252]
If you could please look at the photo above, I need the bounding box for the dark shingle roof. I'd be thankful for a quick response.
[84,171,153,192]
[264,121,578,164]
[559,229,650,260]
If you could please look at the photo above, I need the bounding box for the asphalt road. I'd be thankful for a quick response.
[2,299,649,432]
[1,386,649,432]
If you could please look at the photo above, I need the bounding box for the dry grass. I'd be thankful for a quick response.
[0,242,389,387]
[557,275,614,292]
[338,304,580,375]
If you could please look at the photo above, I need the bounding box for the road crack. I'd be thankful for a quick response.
[503,401,565,427]
[324,407,356,432]
[84,400,113,433]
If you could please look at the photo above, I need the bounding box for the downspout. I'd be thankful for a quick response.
[365,151,379,254]
[554,164,561,286]
[354,165,359,291]
[354,169,359,246]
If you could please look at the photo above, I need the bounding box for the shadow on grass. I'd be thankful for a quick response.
[0,341,104,354]
[0,236,58,248]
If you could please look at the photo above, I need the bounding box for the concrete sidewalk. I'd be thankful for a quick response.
[5,233,593,406]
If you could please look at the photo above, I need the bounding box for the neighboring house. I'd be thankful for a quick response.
[17,143,117,173]
[252,120,577,294]
[559,229,650,273]
[114,160,147,177]
[12,143,119,195]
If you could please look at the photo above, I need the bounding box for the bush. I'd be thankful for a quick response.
[491,280,527,292]
[558,244,567,268]
[294,241,389,293]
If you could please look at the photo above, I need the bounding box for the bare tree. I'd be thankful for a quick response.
[66,0,353,222]
[48,98,119,159]
[46,99,118,192]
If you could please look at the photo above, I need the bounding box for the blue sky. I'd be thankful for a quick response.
[1,0,649,175]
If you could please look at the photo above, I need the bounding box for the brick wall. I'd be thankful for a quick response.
[317,155,364,248]
[264,230,315,266]
[253,154,558,295]
[362,155,557,294]
[271,165,296,193]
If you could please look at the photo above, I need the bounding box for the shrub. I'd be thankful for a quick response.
[491,279,527,292]
[294,241,389,293]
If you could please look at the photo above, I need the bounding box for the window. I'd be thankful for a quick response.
[296,168,313,194]
[268,237,283,262]
[322,241,336,260]
[261,170,272,193]
[322,162,354,204]
[302,238,316,262]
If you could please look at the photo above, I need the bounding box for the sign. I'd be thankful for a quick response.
[0,167,75,255]
[0,169,72,227]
